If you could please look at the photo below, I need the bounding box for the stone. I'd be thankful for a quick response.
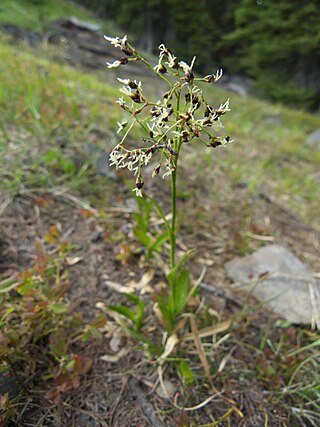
[264,115,283,125]
[85,142,116,179]
[155,379,177,399]
[225,245,318,324]
[306,129,320,147]
[90,231,103,243]
[221,75,252,96]
[60,17,101,32]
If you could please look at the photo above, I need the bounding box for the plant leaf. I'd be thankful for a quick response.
[133,227,152,247]
[108,305,135,322]
[179,360,195,385]
[49,303,69,314]
[149,232,169,253]
[0,278,19,293]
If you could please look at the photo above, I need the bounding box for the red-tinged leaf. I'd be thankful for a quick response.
[79,209,95,218]
[72,376,80,390]
[90,314,107,329]
[57,378,74,393]
[0,394,8,410]
[34,196,53,207]
[35,301,48,312]
[19,270,32,279]
[0,332,7,345]
[70,354,92,375]
[45,389,61,404]
[53,367,63,382]
[79,356,93,375]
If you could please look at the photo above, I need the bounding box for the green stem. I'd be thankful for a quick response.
[170,167,177,270]
[139,57,172,87]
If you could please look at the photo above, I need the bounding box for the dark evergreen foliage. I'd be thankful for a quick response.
[76,0,320,110]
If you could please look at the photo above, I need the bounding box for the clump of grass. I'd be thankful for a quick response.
[0,0,97,32]
[0,40,120,200]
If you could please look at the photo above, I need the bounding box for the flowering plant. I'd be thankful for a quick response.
[105,35,231,333]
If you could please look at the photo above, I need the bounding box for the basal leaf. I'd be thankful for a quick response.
[179,360,195,385]
[108,305,135,322]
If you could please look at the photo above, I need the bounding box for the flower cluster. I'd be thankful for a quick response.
[104,35,137,68]
[104,36,232,196]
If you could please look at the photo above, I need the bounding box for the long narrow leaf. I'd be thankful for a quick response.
[146,195,172,234]
[108,305,135,322]
[123,326,161,356]
[133,227,152,247]
[174,268,190,316]
[149,232,169,253]
[0,278,19,293]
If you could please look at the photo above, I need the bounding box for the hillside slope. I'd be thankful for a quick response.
[0,16,320,427]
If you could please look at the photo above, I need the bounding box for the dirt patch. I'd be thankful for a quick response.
[1,185,318,425]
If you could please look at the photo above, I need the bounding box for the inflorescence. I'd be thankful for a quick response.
[105,35,232,197]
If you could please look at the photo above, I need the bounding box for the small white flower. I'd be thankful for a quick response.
[147,122,162,137]
[162,168,172,179]
[107,60,122,69]
[119,86,132,96]
[117,78,130,85]
[140,151,153,166]
[179,56,196,73]
[104,35,127,48]
[221,136,233,146]
[116,98,127,109]
[132,187,143,197]
[147,122,155,132]
[117,122,127,134]
[158,44,166,53]
[166,54,178,69]
[203,69,223,83]
[218,98,231,112]
[117,78,141,89]
[215,69,223,81]
[109,150,121,167]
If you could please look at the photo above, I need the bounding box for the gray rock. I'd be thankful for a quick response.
[90,231,103,243]
[221,75,252,96]
[306,129,320,147]
[60,17,101,32]
[85,142,116,179]
[225,245,318,324]
[264,115,283,126]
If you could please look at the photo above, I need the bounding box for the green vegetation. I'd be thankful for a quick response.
[226,0,320,109]
[79,0,320,110]
[0,0,98,32]
[0,31,319,220]
[0,38,119,201]
[2,0,319,108]
[0,227,97,424]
